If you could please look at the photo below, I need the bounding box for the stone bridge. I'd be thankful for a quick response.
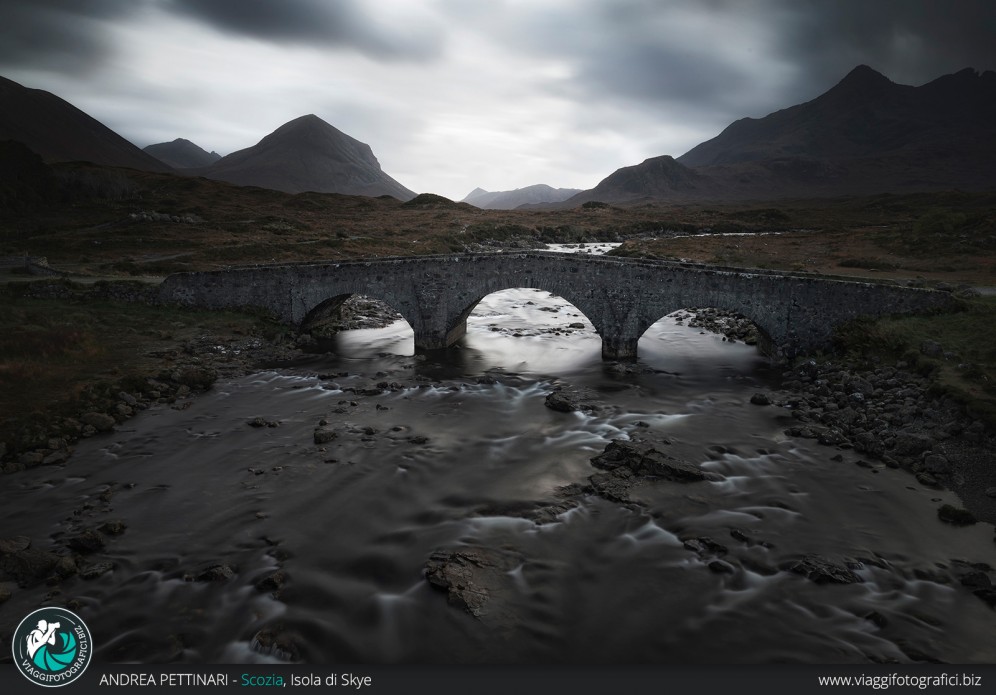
[157,252,955,360]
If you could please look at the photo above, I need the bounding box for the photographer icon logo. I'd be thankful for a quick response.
[12,608,92,687]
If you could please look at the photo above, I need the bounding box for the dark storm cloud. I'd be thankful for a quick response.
[776,0,996,97]
[0,0,138,74]
[488,0,996,121]
[165,0,442,61]
[470,0,785,127]
[0,0,442,76]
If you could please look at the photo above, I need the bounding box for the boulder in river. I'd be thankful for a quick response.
[313,427,338,444]
[544,390,580,412]
[938,504,977,526]
[194,564,236,582]
[254,570,288,594]
[250,628,304,662]
[0,536,73,587]
[786,555,863,585]
[80,562,114,580]
[248,417,280,428]
[587,470,637,503]
[67,528,105,554]
[98,520,127,536]
[591,437,709,482]
[424,546,524,619]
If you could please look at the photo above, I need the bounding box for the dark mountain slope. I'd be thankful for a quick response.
[563,65,996,206]
[677,65,996,195]
[562,155,715,206]
[0,75,172,173]
[196,115,415,200]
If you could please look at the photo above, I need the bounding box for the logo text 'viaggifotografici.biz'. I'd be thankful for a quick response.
[12,607,92,687]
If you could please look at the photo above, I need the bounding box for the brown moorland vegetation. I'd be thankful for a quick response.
[0,162,992,286]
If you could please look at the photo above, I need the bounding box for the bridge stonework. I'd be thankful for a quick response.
[157,252,955,360]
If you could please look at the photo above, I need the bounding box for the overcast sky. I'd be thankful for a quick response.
[1,0,994,199]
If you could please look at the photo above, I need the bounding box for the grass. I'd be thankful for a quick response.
[833,296,996,426]
[0,287,282,451]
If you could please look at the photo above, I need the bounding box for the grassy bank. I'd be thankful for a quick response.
[0,285,282,453]
[833,296,996,426]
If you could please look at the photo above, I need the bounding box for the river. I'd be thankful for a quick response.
[1,288,994,665]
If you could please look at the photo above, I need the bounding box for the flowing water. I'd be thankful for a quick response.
[1,289,995,665]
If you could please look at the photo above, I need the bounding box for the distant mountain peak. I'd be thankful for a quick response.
[828,64,895,98]
[842,64,887,82]
[197,114,415,199]
[462,183,582,209]
[281,113,325,128]
[144,137,220,169]
[268,114,340,138]
[553,154,705,207]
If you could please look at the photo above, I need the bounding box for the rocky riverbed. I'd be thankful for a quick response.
[419,308,996,641]
[2,295,995,665]
[759,353,996,524]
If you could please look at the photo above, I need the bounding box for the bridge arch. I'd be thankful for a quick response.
[439,279,608,354]
[634,299,779,349]
[300,293,416,336]
[301,293,352,333]
[458,287,599,339]
[636,306,775,355]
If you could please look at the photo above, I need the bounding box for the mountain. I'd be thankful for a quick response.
[195,115,416,200]
[562,65,996,205]
[562,156,712,206]
[0,75,172,173]
[144,138,220,169]
[462,184,583,209]
[677,65,904,168]
[677,65,996,196]
[0,140,60,213]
